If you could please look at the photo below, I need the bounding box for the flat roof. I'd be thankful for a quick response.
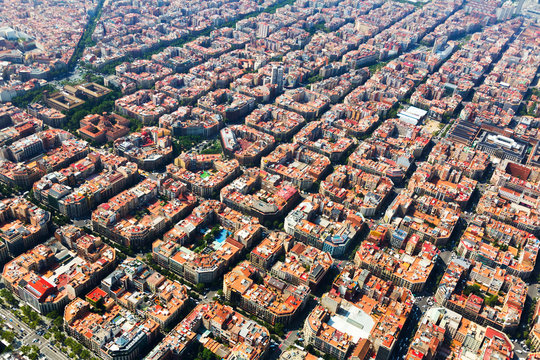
[327,303,375,342]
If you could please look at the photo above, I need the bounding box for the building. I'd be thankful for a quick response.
[159,106,222,138]
[270,65,284,92]
[279,350,322,360]
[114,127,173,171]
[144,302,270,360]
[168,154,240,197]
[475,131,528,163]
[293,121,356,163]
[152,201,260,284]
[245,105,306,142]
[64,294,159,360]
[320,165,394,217]
[435,258,470,306]
[33,152,139,219]
[427,140,490,180]
[0,197,50,256]
[27,103,66,128]
[3,234,115,314]
[384,191,461,246]
[348,119,432,184]
[79,113,130,144]
[250,231,290,270]
[457,215,539,279]
[115,90,179,125]
[0,160,43,190]
[354,241,439,293]
[271,242,333,289]
[223,261,310,325]
[408,162,477,209]
[261,143,331,191]
[405,322,445,360]
[275,89,330,120]
[220,126,275,166]
[445,263,527,332]
[45,90,85,112]
[397,106,428,126]
[304,271,413,360]
[284,194,362,257]
[198,89,255,123]
[100,258,189,330]
[220,168,299,222]
[92,179,196,249]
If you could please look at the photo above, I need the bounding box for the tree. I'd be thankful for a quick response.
[307,74,322,84]
[485,295,500,307]
[201,140,222,155]
[0,288,17,305]
[81,349,91,359]
[323,355,339,360]
[273,322,284,337]
[463,284,482,297]
[195,348,218,360]
[30,346,40,359]
[20,345,31,356]
[20,345,40,360]
[54,330,66,343]
[1,330,15,342]
[53,316,63,329]
[46,310,60,319]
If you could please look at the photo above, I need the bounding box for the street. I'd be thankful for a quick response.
[439,250,453,265]
[0,307,69,360]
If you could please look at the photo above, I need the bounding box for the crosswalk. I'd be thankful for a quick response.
[0,308,69,360]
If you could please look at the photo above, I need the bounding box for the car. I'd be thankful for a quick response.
[517,350,523,354]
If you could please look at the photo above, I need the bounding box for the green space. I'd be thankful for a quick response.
[201,140,222,155]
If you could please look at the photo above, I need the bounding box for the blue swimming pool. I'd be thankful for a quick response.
[215,229,231,244]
